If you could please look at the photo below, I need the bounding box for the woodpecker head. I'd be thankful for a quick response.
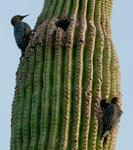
[11,15,29,26]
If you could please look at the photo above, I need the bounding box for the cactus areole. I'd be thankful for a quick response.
[11,0,122,150]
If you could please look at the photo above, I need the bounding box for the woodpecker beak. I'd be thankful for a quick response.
[22,15,29,19]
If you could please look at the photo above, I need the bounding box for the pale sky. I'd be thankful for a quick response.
[0,0,132,149]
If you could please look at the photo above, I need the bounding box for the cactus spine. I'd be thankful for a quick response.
[11,0,122,150]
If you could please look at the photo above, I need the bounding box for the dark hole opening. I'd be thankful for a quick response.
[100,99,109,110]
[55,19,70,31]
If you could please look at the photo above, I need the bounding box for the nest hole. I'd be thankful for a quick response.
[100,99,109,110]
[55,19,70,31]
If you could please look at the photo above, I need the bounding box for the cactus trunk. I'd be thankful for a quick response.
[10,0,122,150]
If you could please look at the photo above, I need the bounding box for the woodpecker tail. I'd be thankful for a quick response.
[101,127,109,139]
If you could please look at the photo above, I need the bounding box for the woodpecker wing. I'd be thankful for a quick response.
[101,104,122,138]
[14,22,31,52]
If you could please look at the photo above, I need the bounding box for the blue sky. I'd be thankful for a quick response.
[0,0,132,149]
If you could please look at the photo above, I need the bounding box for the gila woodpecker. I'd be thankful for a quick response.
[11,15,31,57]
[100,97,123,138]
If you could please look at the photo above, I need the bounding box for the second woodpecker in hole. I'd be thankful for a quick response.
[100,97,123,138]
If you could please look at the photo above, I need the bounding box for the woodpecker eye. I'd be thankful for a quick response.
[55,19,70,31]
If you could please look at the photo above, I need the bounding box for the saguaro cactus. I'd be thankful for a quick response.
[10,0,122,150]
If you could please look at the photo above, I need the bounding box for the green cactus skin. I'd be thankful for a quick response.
[10,0,122,150]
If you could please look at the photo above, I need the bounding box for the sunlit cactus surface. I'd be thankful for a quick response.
[11,0,122,150]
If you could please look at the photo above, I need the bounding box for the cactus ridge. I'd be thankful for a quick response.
[22,50,36,150]
[11,0,122,150]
